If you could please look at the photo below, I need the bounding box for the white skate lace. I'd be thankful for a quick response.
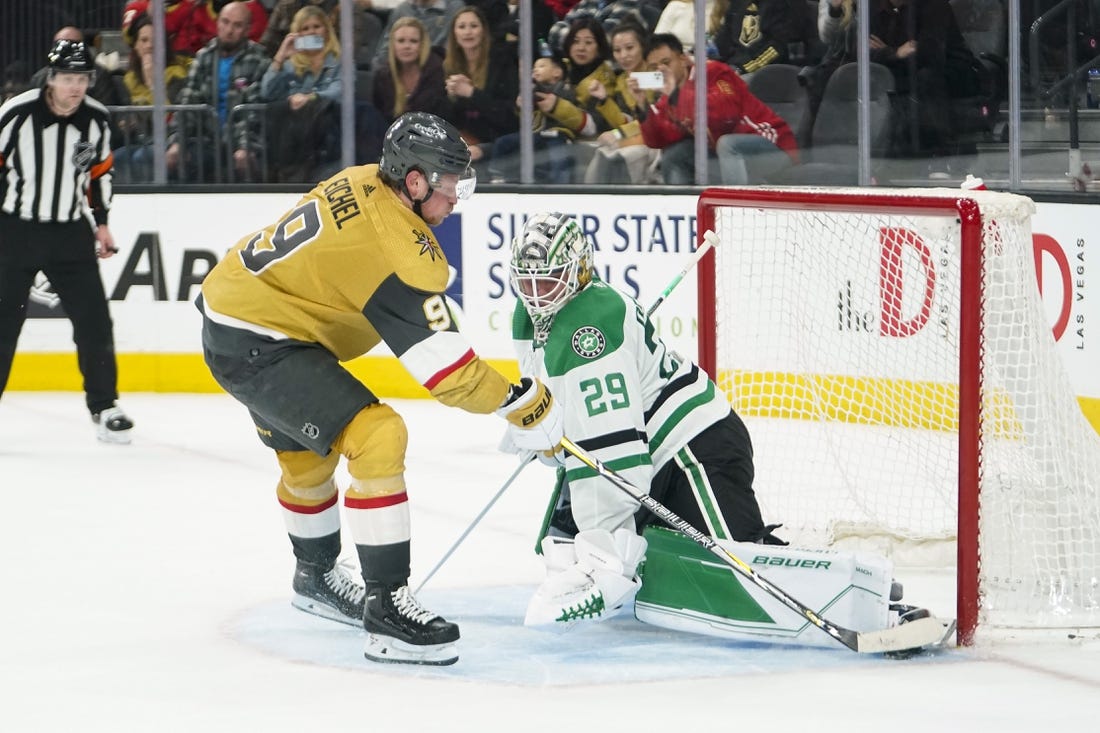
[324,561,366,604]
[392,586,439,625]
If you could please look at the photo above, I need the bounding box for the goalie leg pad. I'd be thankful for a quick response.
[575,528,647,611]
[526,536,602,628]
[525,530,648,628]
[635,526,895,648]
[540,535,578,572]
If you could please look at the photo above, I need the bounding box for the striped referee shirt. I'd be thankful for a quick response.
[0,87,113,226]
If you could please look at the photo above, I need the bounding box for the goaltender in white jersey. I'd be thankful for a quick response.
[505,212,932,649]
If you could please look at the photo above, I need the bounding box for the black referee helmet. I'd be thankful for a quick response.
[47,39,95,75]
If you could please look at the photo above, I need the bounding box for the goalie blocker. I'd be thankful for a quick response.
[635,526,953,651]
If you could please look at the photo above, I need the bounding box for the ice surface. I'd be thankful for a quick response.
[1,393,1097,731]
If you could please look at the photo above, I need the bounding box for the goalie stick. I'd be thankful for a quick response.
[646,229,718,317]
[559,436,953,654]
[416,231,720,592]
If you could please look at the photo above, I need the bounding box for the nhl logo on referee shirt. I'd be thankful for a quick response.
[571,326,606,359]
[72,141,96,172]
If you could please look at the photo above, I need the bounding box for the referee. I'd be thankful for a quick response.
[0,39,133,444]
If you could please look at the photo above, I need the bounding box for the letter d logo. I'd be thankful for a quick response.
[878,227,935,337]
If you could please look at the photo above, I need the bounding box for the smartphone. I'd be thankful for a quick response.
[294,34,325,51]
[632,71,664,90]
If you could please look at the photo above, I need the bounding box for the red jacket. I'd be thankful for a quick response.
[640,60,798,161]
[122,1,200,55]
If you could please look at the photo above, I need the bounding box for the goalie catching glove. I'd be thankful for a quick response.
[496,377,564,453]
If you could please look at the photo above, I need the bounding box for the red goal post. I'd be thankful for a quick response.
[696,186,1100,645]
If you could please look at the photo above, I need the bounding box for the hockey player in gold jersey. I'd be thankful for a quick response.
[197,112,563,665]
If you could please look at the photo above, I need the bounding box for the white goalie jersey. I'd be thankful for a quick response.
[511,279,730,532]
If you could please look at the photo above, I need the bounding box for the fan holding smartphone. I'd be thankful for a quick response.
[631,70,664,90]
[260,5,345,182]
[294,34,326,52]
[583,23,663,185]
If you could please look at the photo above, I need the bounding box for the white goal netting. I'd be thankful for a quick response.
[703,186,1100,634]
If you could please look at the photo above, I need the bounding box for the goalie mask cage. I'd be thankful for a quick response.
[697,186,1100,645]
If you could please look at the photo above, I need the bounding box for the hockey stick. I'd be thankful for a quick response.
[645,229,718,317]
[414,452,537,594]
[559,436,951,654]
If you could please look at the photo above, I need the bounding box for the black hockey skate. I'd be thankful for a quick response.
[891,603,932,625]
[92,406,133,444]
[883,603,944,659]
[291,561,366,627]
[362,584,459,666]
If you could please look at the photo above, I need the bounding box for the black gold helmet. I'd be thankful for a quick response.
[379,112,476,200]
[47,39,95,75]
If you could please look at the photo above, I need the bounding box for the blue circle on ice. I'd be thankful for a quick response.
[227,585,958,683]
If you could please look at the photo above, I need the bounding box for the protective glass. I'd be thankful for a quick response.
[428,166,477,200]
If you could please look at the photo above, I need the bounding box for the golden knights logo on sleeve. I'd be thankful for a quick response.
[572,326,606,358]
[413,228,442,260]
[739,3,761,47]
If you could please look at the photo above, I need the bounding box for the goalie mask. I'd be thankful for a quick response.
[510,212,593,337]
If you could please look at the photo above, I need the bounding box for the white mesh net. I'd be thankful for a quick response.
[705,186,1100,632]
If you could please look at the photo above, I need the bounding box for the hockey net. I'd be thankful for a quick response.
[697,186,1100,643]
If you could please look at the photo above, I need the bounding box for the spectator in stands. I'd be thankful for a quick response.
[867,0,982,172]
[560,17,618,135]
[711,0,803,76]
[166,1,270,181]
[190,0,270,51]
[122,0,204,58]
[260,0,384,71]
[490,19,616,183]
[488,54,579,183]
[263,0,337,54]
[819,0,856,50]
[464,0,512,43]
[373,17,450,123]
[547,0,662,57]
[798,0,859,142]
[442,5,519,170]
[639,33,798,184]
[372,0,465,69]
[583,22,660,184]
[114,14,193,183]
[652,0,717,53]
[260,4,343,182]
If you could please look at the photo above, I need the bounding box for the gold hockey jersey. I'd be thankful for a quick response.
[201,164,509,413]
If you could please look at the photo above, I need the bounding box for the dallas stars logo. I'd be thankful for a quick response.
[412,228,441,260]
[572,326,606,358]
